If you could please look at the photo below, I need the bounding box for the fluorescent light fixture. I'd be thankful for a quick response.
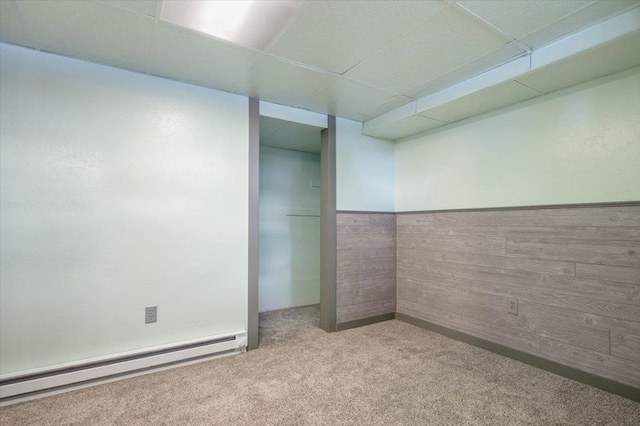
[160,0,303,51]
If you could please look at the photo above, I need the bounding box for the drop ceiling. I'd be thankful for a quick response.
[1,0,639,140]
[259,116,322,154]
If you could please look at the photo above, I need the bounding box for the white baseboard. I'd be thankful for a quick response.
[0,331,247,406]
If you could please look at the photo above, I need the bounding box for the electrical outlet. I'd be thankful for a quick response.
[508,300,518,315]
[145,306,157,324]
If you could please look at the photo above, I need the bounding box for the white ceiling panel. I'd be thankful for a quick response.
[148,21,259,92]
[0,1,38,49]
[260,117,322,154]
[259,116,290,140]
[268,0,447,74]
[345,6,511,95]
[408,41,526,99]
[516,30,640,93]
[358,95,416,121]
[17,0,155,73]
[420,80,541,123]
[304,78,398,118]
[458,0,591,40]
[348,113,374,122]
[100,0,159,17]
[232,56,335,108]
[364,116,446,141]
[519,0,640,49]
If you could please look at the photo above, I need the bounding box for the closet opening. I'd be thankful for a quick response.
[257,116,324,347]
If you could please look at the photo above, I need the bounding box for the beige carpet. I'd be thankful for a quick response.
[2,306,639,425]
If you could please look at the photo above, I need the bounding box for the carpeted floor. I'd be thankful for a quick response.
[259,304,320,347]
[1,305,639,425]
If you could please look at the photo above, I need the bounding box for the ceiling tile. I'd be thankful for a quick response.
[18,0,155,73]
[364,116,447,141]
[408,41,526,98]
[360,95,416,120]
[0,1,38,49]
[100,0,159,17]
[420,80,541,123]
[268,0,447,74]
[458,0,591,40]
[345,6,511,95]
[148,22,259,92]
[519,1,640,49]
[348,113,373,122]
[516,30,640,94]
[259,116,290,140]
[232,56,336,109]
[304,78,398,117]
[260,120,323,154]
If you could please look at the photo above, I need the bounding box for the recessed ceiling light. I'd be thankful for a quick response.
[160,0,303,51]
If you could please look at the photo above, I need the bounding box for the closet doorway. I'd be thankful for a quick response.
[258,116,322,346]
[248,99,336,350]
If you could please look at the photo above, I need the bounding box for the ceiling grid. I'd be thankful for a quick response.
[1,0,638,141]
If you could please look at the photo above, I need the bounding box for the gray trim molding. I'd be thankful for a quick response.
[320,116,337,333]
[247,98,259,351]
[396,313,640,403]
[337,313,396,332]
[336,210,396,214]
[395,200,640,215]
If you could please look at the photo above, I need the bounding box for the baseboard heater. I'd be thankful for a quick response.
[0,331,247,402]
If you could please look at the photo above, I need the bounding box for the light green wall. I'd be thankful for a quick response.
[0,44,249,374]
[259,146,321,312]
[395,69,640,211]
[336,118,395,212]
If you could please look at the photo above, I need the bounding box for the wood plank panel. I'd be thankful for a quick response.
[397,225,507,236]
[337,225,395,236]
[337,268,395,283]
[398,248,574,276]
[397,300,541,354]
[337,300,395,323]
[397,234,506,256]
[337,256,395,271]
[337,287,395,308]
[368,214,395,227]
[397,272,470,291]
[399,285,516,327]
[576,263,640,285]
[396,214,435,226]
[507,237,640,268]
[516,302,610,353]
[436,206,640,228]
[336,214,369,226]
[337,235,395,250]
[541,338,640,387]
[336,212,396,324]
[611,332,640,363]
[543,275,640,305]
[505,226,640,241]
[338,277,396,293]
[472,280,640,322]
[397,205,640,389]
[336,248,395,260]
[396,225,640,240]
[422,260,544,287]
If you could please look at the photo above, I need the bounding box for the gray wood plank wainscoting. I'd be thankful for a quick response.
[396,204,640,390]
[337,205,640,399]
[336,213,396,329]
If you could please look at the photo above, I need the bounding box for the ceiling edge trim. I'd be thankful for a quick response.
[259,100,328,128]
[362,7,640,138]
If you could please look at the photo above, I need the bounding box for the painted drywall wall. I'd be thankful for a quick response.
[395,69,640,211]
[0,44,249,375]
[336,118,395,212]
[259,146,321,312]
